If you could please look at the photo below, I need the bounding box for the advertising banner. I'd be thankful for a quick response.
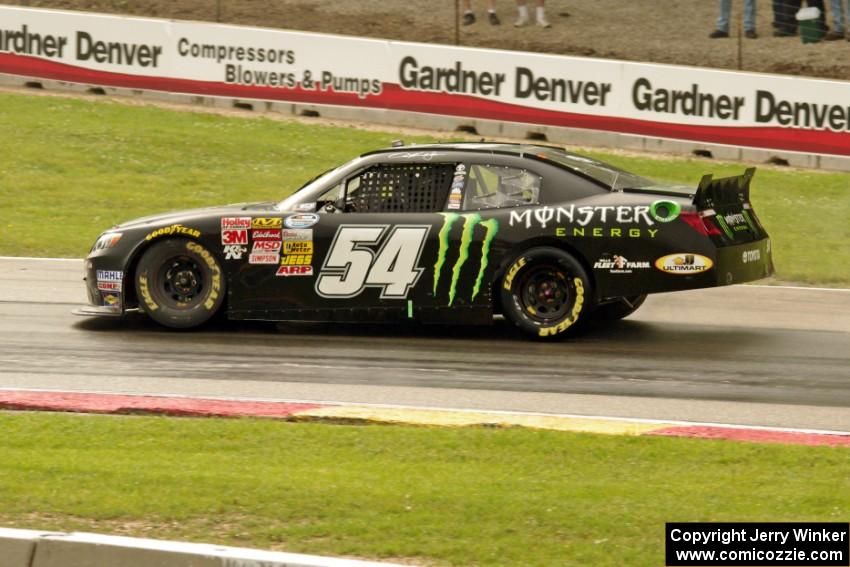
[2,6,849,156]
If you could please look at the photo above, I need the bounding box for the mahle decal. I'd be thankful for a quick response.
[433,213,499,306]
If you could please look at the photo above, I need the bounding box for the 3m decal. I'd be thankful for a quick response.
[223,245,247,260]
[434,213,499,306]
[221,217,251,230]
[655,253,714,274]
[251,217,283,229]
[285,213,320,229]
[222,229,248,245]
[145,224,201,241]
[538,278,585,337]
[316,225,430,299]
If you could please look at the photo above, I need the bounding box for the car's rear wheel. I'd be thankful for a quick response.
[500,247,592,340]
[135,238,225,329]
[594,294,647,322]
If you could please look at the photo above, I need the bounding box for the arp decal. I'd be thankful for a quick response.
[655,253,714,274]
[434,212,499,306]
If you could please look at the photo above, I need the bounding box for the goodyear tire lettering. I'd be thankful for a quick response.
[186,241,221,310]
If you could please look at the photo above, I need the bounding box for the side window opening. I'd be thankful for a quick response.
[324,163,455,213]
[462,165,541,211]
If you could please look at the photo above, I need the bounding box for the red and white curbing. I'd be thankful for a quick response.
[1,389,849,447]
[0,528,408,567]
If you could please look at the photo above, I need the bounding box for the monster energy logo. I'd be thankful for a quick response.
[433,213,499,306]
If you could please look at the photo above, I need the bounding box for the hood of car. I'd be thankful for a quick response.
[111,202,277,230]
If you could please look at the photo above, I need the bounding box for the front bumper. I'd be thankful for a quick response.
[72,305,124,318]
[80,256,128,315]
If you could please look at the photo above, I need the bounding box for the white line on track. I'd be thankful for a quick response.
[3,386,849,438]
[2,257,848,292]
[0,256,80,262]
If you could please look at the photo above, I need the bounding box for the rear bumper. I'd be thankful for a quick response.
[714,237,774,286]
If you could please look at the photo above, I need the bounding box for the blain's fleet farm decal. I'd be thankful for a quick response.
[2,6,850,156]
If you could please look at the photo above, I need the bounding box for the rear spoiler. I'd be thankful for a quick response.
[693,168,755,210]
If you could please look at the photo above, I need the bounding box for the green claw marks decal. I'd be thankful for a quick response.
[434,213,460,295]
[434,212,499,306]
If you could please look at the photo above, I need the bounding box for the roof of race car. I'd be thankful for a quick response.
[362,142,564,158]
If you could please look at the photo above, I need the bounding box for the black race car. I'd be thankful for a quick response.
[76,143,774,339]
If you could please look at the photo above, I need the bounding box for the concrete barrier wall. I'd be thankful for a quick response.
[0,528,408,567]
[2,5,850,172]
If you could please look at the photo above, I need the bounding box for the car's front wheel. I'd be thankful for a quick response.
[135,238,225,329]
[500,247,592,340]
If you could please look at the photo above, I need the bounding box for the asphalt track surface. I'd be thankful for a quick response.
[1,257,849,431]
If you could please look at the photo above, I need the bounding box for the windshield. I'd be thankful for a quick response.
[275,157,366,211]
[540,150,654,191]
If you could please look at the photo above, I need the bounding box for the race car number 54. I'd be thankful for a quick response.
[316,225,430,299]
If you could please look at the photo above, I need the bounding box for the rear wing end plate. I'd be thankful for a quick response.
[694,167,756,210]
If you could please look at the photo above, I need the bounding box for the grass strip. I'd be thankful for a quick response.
[0,92,848,285]
[0,412,848,566]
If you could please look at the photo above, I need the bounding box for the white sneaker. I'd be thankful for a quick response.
[514,14,529,27]
[536,17,551,28]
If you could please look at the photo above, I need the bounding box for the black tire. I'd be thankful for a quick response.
[593,295,647,322]
[500,247,592,340]
[135,238,225,329]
